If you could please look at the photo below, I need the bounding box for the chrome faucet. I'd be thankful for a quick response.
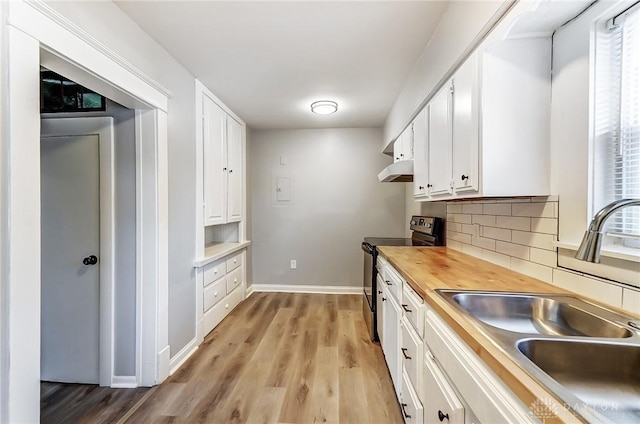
[575,198,640,263]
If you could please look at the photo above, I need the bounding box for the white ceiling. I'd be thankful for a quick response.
[114,1,448,129]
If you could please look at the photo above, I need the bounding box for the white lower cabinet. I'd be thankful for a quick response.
[381,283,401,396]
[401,369,424,424]
[400,316,423,399]
[197,249,247,340]
[424,350,465,424]
[376,274,385,345]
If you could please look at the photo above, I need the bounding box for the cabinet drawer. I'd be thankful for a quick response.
[384,265,403,302]
[400,369,423,424]
[203,258,227,287]
[226,251,243,272]
[424,350,464,424]
[203,276,226,312]
[402,283,425,337]
[226,265,243,294]
[401,316,424,400]
[376,255,387,276]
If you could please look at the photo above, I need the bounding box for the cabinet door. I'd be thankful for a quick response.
[226,116,243,223]
[382,285,401,396]
[203,95,227,225]
[452,53,479,194]
[423,350,465,424]
[376,274,385,344]
[412,108,429,198]
[428,84,453,196]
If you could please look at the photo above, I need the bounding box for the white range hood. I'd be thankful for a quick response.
[377,159,413,182]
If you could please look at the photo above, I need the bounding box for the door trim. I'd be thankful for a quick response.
[41,117,115,387]
[4,2,170,421]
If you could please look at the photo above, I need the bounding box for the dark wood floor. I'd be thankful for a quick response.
[126,292,402,424]
[41,381,149,424]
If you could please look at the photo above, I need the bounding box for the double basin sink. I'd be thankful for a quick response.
[437,290,640,423]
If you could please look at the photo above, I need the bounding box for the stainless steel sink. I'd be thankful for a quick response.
[518,339,640,423]
[447,292,632,338]
[436,290,640,422]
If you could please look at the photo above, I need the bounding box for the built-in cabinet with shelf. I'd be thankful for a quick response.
[379,260,533,424]
[202,93,243,225]
[413,35,551,201]
[193,79,250,351]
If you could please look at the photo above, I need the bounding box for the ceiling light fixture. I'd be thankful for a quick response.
[311,100,338,115]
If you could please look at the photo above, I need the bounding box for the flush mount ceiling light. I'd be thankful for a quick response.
[311,100,338,115]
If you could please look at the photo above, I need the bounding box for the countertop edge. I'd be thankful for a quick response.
[193,241,251,267]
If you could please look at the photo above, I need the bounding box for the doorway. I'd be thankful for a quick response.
[40,117,115,386]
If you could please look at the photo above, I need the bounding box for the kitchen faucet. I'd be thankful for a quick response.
[575,198,640,263]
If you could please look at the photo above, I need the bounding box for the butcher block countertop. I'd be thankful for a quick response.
[376,246,589,423]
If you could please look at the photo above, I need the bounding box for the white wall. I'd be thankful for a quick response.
[384,0,507,148]
[44,1,197,360]
[0,0,8,419]
[250,128,406,288]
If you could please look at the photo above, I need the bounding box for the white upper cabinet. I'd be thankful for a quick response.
[203,95,227,226]
[412,108,429,198]
[427,83,453,197]
[451,53,479,194]
[202,93,244,226]
[394,123,414,163]
[414,36,551,202]
[226,116,243,223]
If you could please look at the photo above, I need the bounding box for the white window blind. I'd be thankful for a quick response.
[593,4,640,248]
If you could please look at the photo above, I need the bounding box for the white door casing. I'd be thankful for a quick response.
[4,1,170,421]
[40,117,114,386]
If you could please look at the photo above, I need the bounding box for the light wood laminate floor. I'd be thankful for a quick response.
[126,292,402,423]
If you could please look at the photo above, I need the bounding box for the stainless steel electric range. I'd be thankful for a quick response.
[361,216,443,341]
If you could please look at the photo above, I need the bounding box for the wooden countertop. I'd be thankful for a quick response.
[377,246,583,423]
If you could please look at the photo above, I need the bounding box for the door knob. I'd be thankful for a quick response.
[82,255,98,266]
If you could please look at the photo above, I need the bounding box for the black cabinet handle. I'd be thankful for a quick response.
[382,297,387,302]
[385,280,392,286]
[223,167,227,171]
[229,169,233,173]
[377,290,383,295]
[402,304,412,313]
[401,347,411,360]
[82,255,98,266]
[461,174,469,181]
[438,410,449,422]
[401,403,411,419]
[419,185,424,190]
[427,183,433,188]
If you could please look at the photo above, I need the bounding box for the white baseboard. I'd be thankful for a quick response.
[111,375,138,389]
[157,345,171,383]
[169,337,198,376]
[245,284,255,297]
[252,284,361,295]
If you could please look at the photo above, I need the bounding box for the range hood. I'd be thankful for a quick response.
[377,159,413,182]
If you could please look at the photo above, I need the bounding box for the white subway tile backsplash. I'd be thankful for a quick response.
[531,218,558,235]
[448,231,472,244]
[482,249,511,268]
[447,204,462,214]
[622,289,640,315]
[529,248,557,267]
[462,204,483,214]
[496,216,531,231]
[510,258,553,282]
[512,230,556,251]
[496,241,530,260]
[483,203,511,216]
[512,202,557,218]
[444,197,629,312]
[481,226,512,242]
[461,243,483,258]
[472,236,496,250]
[552,269,623,307]
[472,214,496,226]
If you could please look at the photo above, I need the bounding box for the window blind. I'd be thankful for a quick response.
[593,5,640,247]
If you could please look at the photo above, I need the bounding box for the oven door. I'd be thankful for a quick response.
[362,242,375,310]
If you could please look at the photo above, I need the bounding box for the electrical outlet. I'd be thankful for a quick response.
[290,260,297,269]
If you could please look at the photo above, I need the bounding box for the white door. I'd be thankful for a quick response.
[40,117,114,386]
[226,116,243,223]
[203,95,227,225]
[452,53,479,194]
[428,84,453,197]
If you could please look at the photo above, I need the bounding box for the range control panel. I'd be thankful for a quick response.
[409,215,442,236]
